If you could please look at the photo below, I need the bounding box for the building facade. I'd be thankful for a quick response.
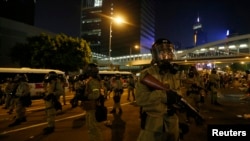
[80,0,156,57]
[0,17,55,67]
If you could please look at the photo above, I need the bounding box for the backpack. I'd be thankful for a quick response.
[20,94,32,107]
[95,95,107,122]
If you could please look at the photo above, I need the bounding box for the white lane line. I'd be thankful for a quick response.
[0,112,86,135]
[0,101,134,135]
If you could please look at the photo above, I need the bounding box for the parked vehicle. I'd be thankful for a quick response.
[0,67,68,98]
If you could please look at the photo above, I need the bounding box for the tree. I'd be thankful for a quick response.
[10,33,91,72]
[230,63,247,72]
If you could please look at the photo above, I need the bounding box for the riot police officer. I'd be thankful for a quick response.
[70,74,86,108]
[81,63,103,141]
[135,38,180,141]
[43,71,64,135]
[208,68,221,105]
[110,73,123,114]
[183,66,204,109]
[8,74,30,127]
[183,66,205,123]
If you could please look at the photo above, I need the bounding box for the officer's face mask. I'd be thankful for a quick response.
[154,44,175,73]
[188,72,195,78]
[156,44,174,61]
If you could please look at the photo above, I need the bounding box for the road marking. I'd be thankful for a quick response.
[0,101,134,135]
[0,112,86,135]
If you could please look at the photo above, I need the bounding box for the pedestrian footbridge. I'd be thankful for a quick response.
[92,34,250,70]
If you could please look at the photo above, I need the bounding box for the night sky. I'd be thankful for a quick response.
[155,0,250,47]
[34,0,81,38]
[34,0,250,49]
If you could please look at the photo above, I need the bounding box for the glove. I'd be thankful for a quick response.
[166,90,182,106]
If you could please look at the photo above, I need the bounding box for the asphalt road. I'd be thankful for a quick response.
[0,88,250,141]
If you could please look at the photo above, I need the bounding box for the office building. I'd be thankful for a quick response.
[80,0,156,57]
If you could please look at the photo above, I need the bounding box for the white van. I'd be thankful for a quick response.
[0,67,68,98]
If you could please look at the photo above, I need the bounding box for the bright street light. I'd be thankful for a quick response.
[108,16,125,64]
[130,45,139,60]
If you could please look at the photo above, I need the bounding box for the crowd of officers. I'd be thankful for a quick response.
[1,38,249,141]
[0,72,66,134]
[0,65,245,140]
[69,70,136,114]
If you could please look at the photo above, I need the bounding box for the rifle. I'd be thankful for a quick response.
[140,73,205,125]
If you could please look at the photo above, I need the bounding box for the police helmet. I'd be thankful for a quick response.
[84,63,99,78]
[78,73,88,81]
[57,74,65,82]
[188,66,197,78]
[115,73,121,80]
[151,38,175,64]
[211,68,217,74]
[14,74,28,82]
[44,71,57,83]
[73,73,88,82]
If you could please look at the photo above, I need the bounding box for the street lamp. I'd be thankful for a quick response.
[108,21,112,63]
[130,45,139,60]
[108,16,124,63]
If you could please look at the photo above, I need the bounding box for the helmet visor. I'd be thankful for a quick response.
[154,43,174,61]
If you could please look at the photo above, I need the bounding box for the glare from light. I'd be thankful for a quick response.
[239,44,248,48]
[228,45,236,49]
[218,46,225,50]
[113,16,124,24]
[200,48,206,51]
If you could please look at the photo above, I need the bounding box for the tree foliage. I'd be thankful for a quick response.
[10,33,91,72]
[230,63,247,72]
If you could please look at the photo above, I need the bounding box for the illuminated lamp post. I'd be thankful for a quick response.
[108,16,124,64]
[130,45,139,60]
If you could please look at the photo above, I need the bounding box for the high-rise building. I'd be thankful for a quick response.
[0,0,35,25]
[80,0,155,57]
[193,15,207,46]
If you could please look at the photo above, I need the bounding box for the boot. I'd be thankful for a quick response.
[8,119,22,127]
[43,126,55,135]
[20,117,27,122]
[70,99,78,108]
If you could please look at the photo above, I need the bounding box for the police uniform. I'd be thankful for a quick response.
[83,78,103,141]
[127,75,135,101]
[183,73,203,109]
[70,78,85,108]
[8,75,30,127]
[43,77,63,134]
[4,80,17,113]
[136,65,180,141]
[81,63,103,141]
[110,75,123,114]
[209,70,220,105]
